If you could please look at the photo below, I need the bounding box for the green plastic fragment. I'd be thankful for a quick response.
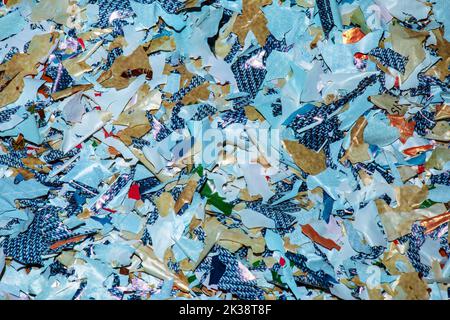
[187,275,197,284]
[252,260,263,267]
[420,199,437,209]
[200,180,233,215]
[193,165,204,177]
[271,270,282,284]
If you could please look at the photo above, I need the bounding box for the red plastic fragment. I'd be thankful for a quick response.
[354,52,368,60]
[77,38,86,50]
[102,207,117,214]
[102,128,113,138]
[128,183,141,200]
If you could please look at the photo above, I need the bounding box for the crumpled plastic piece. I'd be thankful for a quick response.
[0,0,449,301]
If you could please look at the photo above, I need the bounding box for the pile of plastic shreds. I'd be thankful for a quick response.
[0,0,449,300]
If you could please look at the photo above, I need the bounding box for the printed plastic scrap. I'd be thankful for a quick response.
[0,0,449,301]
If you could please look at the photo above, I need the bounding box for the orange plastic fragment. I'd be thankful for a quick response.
[343,28,366,44]
[388,115,415,143]
[420,211,450,234]
[49,234,89,250]
[403,145,433,157]
[301,224,341,251]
